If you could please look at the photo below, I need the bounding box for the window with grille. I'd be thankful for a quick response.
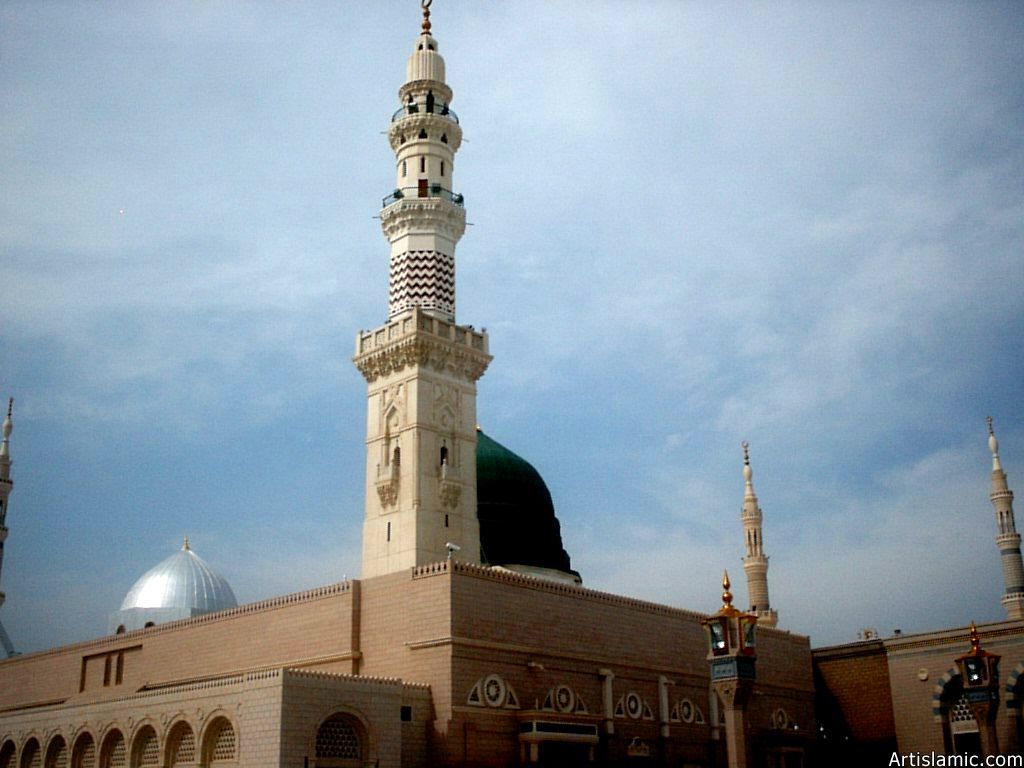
[950,692,979,734]
[101,734,125,768]
[315,716,361,763]
[132,729,158,768]
[46,738,68,768]
[167,725,195,766]
[208,721,236,763]
[72,736,95,768]
[22,740,41,768]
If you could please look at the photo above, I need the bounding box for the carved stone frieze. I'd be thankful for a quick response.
[439,480,461,508]
[388,112,463,152]
[355,336,491,384]
[376,478,399,507]
[380,198,466,242]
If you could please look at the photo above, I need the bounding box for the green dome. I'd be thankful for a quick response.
[475,429,577,578]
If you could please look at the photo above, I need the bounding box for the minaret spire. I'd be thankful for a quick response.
[420,0,432,35]
[0,397,17,657]
[987,417,1024,619]
[354,4,490,579]
[740,441,778,627]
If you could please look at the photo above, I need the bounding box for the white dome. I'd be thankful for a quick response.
[120,539,237,614]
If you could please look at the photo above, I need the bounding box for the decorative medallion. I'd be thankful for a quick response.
[615,692,654,721]
[467,675,520,709]
[771,708,790,730]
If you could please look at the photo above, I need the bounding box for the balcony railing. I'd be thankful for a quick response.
[382,185,465,209]
[391,100,459,124]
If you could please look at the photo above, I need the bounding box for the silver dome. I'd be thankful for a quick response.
[119,538,237,613]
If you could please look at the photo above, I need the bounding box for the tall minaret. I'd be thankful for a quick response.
[988,417,1024,620]
[741,442,778,627]
[0,398,16,657]
[353,1,491,579]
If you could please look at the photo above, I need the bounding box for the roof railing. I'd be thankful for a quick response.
[382,185,465,209]
[392,100,459,124]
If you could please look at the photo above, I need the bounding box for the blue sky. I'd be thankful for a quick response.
[1,1,1022,653]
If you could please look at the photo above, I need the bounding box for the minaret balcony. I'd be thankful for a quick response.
[392,101,459,124]
[382,185,464,209]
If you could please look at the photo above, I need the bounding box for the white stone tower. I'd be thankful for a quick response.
[0,398,16,657]
[740,441,778,627]
[988,417,1024,620]
[354,1,491,579]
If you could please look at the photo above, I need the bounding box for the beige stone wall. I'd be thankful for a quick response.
[0,669,283,768]
[0,562,817,766]
[885,620,1024,754]
[0,583,358,712]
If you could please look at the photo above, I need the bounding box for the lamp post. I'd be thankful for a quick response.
[954,622,1001,758]
[702,571,757,768]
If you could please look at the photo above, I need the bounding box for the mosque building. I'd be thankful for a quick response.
[0,5,815,767]
[0,3,1021,768]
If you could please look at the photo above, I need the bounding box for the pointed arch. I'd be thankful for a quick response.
[128,725,158,768]
[98,730,125,768]
[199,716,236,765]
[70,733,96,768]
[312,712,367,768]
[163,721,196,767]
[20,738,41,768]
[44,735,68,768]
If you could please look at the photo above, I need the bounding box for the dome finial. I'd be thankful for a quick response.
[182,536,190,551]
[742,440,754,488]
[421,0,432,35]
[0,397,12,462]
[988,416,1003,471]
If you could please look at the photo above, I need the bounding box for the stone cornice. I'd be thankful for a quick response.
[380,197,466,242]
[353,332,491,384]
[389,113,462,152]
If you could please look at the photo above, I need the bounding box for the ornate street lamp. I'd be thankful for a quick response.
[702,571,757,768]
[954,622,1001,757]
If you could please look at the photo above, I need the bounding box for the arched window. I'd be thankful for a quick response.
[19,739,40,768]
[0,741,15,768]
[314,714,362,768]
[44,736,68,768]
[165,723,195,767]
[440,445,448,466]
[129,727,158,768]
[418,129,427,140]
[202,718,236,764]
[401,160,407,177]
[99,731,125,768]
[941,677,981,757]
[71,734,96,768]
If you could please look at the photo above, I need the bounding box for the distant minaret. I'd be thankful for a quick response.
[354,1,491,578]
[741,442,778,627]
[0,398,16,657]
[988,417,1024,620]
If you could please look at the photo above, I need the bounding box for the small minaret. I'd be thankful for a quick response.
[988,417,1024,620]
[741,441,778,627]
[0,398,16,657]
[353,2,491,578]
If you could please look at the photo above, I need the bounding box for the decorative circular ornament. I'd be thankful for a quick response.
[625,692,643,720]
[680,699,694,724]
[917,668,929,681]
[772,708,789,729]
[555,685,575,713]
[483,675,506,708]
